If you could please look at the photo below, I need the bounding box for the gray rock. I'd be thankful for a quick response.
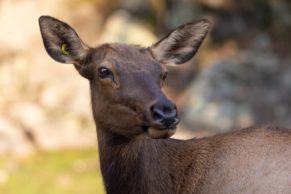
[182,51,291,132]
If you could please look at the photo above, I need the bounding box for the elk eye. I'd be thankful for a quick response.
[98,67,113,79]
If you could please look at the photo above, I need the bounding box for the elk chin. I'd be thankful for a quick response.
[148,127,176,139]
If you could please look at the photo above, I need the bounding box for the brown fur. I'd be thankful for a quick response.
[39,16,291,194]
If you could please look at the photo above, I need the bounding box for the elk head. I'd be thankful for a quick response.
[39,16,211,139]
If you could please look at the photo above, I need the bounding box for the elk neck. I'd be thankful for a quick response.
[95,126,213,194]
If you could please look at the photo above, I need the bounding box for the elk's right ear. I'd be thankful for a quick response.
[150,19,211,65]
[39,16,89,65]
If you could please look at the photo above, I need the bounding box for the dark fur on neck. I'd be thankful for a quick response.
[97,129,212,194]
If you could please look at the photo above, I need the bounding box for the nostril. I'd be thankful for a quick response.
[150,104,178,127]
[168,108,177,118]
[151,106,165,123]
[163,106,172,114]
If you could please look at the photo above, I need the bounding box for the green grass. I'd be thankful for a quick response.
[0,149,105,194]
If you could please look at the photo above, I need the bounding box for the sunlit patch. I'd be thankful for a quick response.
[148,128,176,139]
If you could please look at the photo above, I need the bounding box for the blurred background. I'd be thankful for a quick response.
[1,0,291,193]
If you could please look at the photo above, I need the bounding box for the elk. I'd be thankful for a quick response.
[39,16,291,194]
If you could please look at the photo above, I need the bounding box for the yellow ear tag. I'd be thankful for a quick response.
[61,43,69,55]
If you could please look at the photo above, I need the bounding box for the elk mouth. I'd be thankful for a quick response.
[141,125,150,132]
[141,125,177,139]
[138,105,179,139]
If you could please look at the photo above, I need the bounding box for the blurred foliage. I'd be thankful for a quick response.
[0,149,105,194]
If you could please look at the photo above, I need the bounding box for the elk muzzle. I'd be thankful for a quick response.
[145,101,180,138]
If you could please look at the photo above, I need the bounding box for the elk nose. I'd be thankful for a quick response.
[150,103,179,129]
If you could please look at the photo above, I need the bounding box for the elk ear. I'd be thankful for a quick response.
[150,19,211,65]
[39,16,89,64]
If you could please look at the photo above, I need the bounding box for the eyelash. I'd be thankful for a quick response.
[161,72,168,81]
[160,72,168,87]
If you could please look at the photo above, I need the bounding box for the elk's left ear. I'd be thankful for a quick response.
[39,16,89,65]
[150,19,211,65]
